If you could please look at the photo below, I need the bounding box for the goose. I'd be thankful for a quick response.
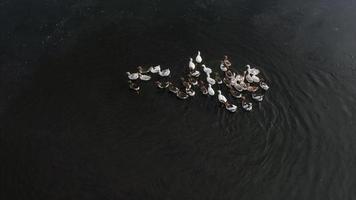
[224,102,237,112]
[190,70,200,77]
[252,93,264,102]
[220,61,228,72]
[223,55,232,67]
[155,81,169,89]
[202,64,212,75]
[139,74,151,81]
[206,74,216,85]
[128,80,140,92]
[252,74,260,83]
[242,97,253,111]
[245,72,253,83]
[181,77,191,89]
[188,77,198,86]
[168,83,179,93]
[158,68,170,77]
[199,81,208,95]
[137,66,151,74]
[247,84,259,92]
[217,90,227,103]
[214,72,223,84]
[207,84,215,96]
[189,58,196,71]
[223,77,231,86]
[233,83,244,92]
[186,88,196,96]
[195,51,202,63]
[126,72,139,80]
[225,70,235,79]
[177,90,189,100]
[150,65,161,73]
[235,71,246,82]
[260,81,269,91]
[230,89,242,98]
[246,64,260,75]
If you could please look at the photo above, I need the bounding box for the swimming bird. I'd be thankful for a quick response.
[155,81,169,89]
[224,102,237,112]
[246,65,260,76]
[189,58,195,71]
[223,56,232,67]
[181,77,191,89]
[206,74,216,85]
[202,64,212,75]
[137,66,151,73]
[242,97,253,111]
[220,61,228,72]
[252,93,264,102]
[247,84,259,92]
[230,89,242,98]
[168,82,179,93]
[188,77,198,86]
[260,81,269,91]
[150,65,161,73]
[139,74,151,81]
[177,90,189,100]
[158,68,170,77]
[199,81,208,95]
[195,51,202,63]
[186,88,196,96]
[217,90,227,103]
[214,72,223,84]
[126,72,139,80]
[190,70,200,77]
[128,80,140,92]
[246,72,260,83]
[208,84,215,96]
[235,71,246,82]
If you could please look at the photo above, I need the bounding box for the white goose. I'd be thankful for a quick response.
[126,72,139,80]
[202,64,212,75]
[159,68,170,77]
[260,81,269,91]
[242,97,253,111]
[220,62,228,72]
[190,70,200,77]
[252,93,264,102]
[150,65,161,73]
[246,64,260,76]
[245,72,253,83]
[139,74,151,81]
[208,84,215,96]
[206,74,216,85]
[217,90,227,103]
[195,51,202,63]
[189,58,195,71]
[224,102,237,112]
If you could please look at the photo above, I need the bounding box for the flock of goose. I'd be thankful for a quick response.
[126,51,270,112]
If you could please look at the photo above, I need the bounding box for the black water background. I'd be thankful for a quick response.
[1,0,356,199]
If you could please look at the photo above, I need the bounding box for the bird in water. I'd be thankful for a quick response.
[247,83,259,92]
[242,96,253,111]
[230,89,242,98]
[202,64,212,75]
[139,74,151,81]
[189,58,195,71]
[190,70,200,77]
[259,79,269,91]
[252,93,264,102]
[177,90,189,100]
[150,65,161,73]
[181,77,191,89]
[188,76,198,86]
[126,72,139,80]
[199,81,208,95]
[128,80,140,93]
[220,61,228,72]
[224,102,237,112]
[217,90,227,103]
[159,68,171,77]
[186,88,196,96]
[137,66,151,74]
[246,64,260,76]
[155,81,170,89]
[206,74,216,85]
[223,55,232,67]
[168,82,179,94]
[195,51,202,63]
[214,72,223,84]
[208,84,215,96]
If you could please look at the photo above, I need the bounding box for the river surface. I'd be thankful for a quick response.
[1,0,356,199]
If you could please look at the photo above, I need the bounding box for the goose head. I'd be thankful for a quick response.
[217,90,222,94]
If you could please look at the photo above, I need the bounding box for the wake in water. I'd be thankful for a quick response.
[126,51,270,112]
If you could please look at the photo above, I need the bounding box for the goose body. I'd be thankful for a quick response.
[199,81,208,95]
[150,65,161,73]
[195,51,202,63]
[220,62,228,72]
[224,102,237,112]
[233,82,245,92]
[159,68,171,77]
[139,74,151,81]
[247,84,259,92]
[168,83,179,93]
[128,80,140,91]
[202,64,212,75]
[208,84,215,96]
[186,88,196,96]
[155,81,169,89]
[190,70,200,77]
[206,74,216,85]
[189,58,195,71]
[246,73,254,83]
[188,77,198,86]
[246,65,260,76]
[260,81,269,91]
[177,91,189,100]
[137,66,151,73]
[214,73,223,84]
[126,72,139,80]
[230,89,242,98]
[223,56,232,67]
[217,90,227,103]
[242,101,253,111]
[181,78,191,89]
[252,93,264,102]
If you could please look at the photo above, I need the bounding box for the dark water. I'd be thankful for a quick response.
[2,0,356,199]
